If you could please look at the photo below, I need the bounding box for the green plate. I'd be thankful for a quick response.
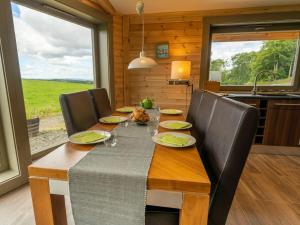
[160,109,183,115]
[152,132,196,148]
[99,116,128,124]
[159,120,192,130]
[116,107,135,113]
[69,130,111,145]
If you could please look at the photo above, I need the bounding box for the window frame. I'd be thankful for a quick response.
[0,55,9,173]
[200,12,300,92]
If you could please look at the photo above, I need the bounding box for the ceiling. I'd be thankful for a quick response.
[109,0,300,14]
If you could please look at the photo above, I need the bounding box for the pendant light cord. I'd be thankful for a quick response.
[141,12,145,53]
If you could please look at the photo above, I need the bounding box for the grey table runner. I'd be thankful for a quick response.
[69,110,158,225]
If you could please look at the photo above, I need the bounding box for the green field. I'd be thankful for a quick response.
[22,79,93,119]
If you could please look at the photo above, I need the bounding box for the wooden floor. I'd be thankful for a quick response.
[1,152,300,225]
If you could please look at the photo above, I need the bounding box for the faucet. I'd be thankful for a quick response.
[252,70,276,95]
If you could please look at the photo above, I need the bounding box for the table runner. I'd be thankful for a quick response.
[69,110,158,225]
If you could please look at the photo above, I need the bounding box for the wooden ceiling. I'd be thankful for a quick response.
[109,0,300,14]
[83,0,300,15]
[81,0,117,15]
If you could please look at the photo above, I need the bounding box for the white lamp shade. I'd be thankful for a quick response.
[171,61,191,80]
[128,52,158,69]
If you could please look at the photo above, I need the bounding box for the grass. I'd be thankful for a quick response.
[256,77,293,85]
[242,77,293,86]
[22,79,93,119]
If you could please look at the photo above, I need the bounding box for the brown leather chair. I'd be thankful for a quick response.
[88,88,112,119]
[146,95,258,225]
[60,91,98,136]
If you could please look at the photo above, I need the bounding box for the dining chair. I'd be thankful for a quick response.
[187,90,220,147]
[88,88,112,119]
[146,96,258,225]
[200,97,258,225]
[60,91,98,136]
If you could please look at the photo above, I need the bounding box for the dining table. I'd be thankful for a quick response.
[28,111,211,225]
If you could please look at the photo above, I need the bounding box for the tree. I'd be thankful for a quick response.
[222,52,256,85]
[210,59,225,71]
[250,40,296,81]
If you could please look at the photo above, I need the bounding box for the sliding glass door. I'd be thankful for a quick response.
[11,2,95,157]
[0,0,113,195]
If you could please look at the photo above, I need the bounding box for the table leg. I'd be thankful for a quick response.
[30,177,67,225]
[51,194,68,225]
[179,192,209,225]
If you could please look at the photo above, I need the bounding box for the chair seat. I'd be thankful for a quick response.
[146,206,179,225]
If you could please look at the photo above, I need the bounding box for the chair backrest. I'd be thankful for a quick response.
[186,89,204,124]
[187,90,220,147]
[88,88,112,119]
[60,91,98,136]
[201,97,258,225]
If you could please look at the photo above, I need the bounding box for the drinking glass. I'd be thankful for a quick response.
[104,130,117,147]
[147,116,159,136]
[120,120,129,127]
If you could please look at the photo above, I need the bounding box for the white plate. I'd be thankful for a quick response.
[159,120,192,130]
[152,132,196,148]
[99,116,128,124]
[160,109,183,115]
[69,130,111,145]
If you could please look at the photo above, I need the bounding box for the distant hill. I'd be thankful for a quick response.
[22,78,93,84]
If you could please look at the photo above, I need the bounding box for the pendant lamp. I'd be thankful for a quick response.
[128,1,158,69]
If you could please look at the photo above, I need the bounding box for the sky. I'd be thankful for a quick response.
[211,41,262,62]
[11,3,93,81]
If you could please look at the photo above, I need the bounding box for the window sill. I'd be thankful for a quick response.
[0,169,19,184]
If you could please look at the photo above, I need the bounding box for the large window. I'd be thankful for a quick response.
[12,2,94,155]
[209,30,299,87]
[200,13,300,91]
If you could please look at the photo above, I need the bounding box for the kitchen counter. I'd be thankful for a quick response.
[224,93,300,100]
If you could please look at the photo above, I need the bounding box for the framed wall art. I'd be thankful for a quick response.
[156,42,169,59]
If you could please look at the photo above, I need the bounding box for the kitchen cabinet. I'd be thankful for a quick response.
[227,96,300,146]
[263,100,300,146]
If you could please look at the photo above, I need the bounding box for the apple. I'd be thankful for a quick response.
[140,97,153,109]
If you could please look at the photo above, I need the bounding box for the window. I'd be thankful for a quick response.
[209,30,299,87]
[200,12,300,91]
[12,2,94,155]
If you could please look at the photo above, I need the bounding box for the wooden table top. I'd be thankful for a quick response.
[28,113,210,194]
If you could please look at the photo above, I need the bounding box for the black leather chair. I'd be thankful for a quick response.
[147,93,258,225]
[88,88,112,119]
[187,90,220,147]
[60,91,98,136]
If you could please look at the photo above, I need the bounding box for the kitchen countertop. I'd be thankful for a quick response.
[223,93,300,100]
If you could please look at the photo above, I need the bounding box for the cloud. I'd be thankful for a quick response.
[211,41,262,60]
[12,3,93,80]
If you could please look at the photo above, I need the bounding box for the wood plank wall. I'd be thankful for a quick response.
[115,5,300,112]
[112,15,124,108]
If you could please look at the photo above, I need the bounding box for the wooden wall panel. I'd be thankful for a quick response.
[114,5,300,112]
[112,15,124,108]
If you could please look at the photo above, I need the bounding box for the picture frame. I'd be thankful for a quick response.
[156,42,169,59]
